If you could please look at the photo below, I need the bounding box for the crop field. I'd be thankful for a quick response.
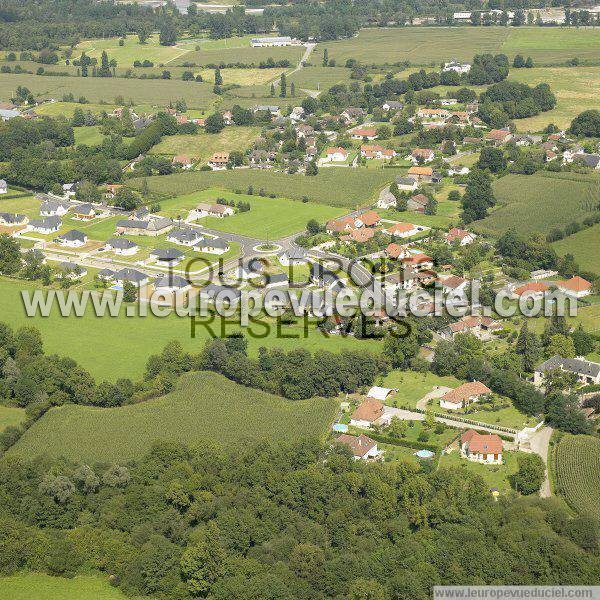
[555,434,600,518]
[509,67,600,131]
[319,27,600,66]
[0,405,25,433]
[0,278,380,380]
[150,126,262,162]
[174,43,304,67]
[161,188,343,237]
[0,574,129,600]
[196,67,280,85]
[475,172,600,236]
[130,168,394,207]
[9,371,339,462]
[0,73,218,109]
[288,66,354,90]
[552,224,600,275]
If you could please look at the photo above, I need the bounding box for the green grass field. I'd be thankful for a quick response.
[0,405,25,433]
[74,125,108,146]
[0,73,217,109]
[555,434,600,518]
[9,371,338,462]
[509,66,600,131]
[319,27,600,66]
[150,126,262,163]
[552,224,600,275]
[161,188,344,238]
[0,278,380,380]
[288,66,353,91]
[0,574,129,600]
[475,172,600,237]
[130,168,394,208]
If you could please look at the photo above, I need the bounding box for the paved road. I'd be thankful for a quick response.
[288,43,316,77]
[528,426,554,498]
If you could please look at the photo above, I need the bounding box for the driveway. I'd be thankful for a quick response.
[528,426,554,498]
[416,386,452,411]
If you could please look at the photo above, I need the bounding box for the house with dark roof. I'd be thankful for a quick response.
[72,203,96,221]
[115,216,173,237]
[198,284,242,304]
[40,200,69,217]
[106,238,138,256]
[279,248,307,266]
[154,274,191,292]
[28,216,62,234]
[97,268,115,281]
[0,212,27,226]
[534,356,600,387]
[150,248,184,265]
[55,230,88,248]
[195,237,230,255]
[167,228,202,247]
[114,268,149,286]
[56,261,87,280]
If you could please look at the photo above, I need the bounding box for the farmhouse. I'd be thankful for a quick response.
[106,238,138,256]
[323,147,348,162]
[28,216,61,234]
[115,217,173,236]
[485,129,513,145]
[336,434,379,460]
[196,203,235,218]
[114,268,149,287]
[395,176,418,191]
[55,230,88,248]
[445,227,476,245]
[460,430,503,464]
[408,148,434,164]
[167,228,202,246]
[385,222,420,238]
[208,152,230,170]
[350,398,384,428]
[40,200,69,217]
[534,356,600,387]
[408,193,429,213]
[0,180,7,194]
[407,166,435,182]
[555,275,592,298]
[0,212,27,226]
[440,381,492,410]
[149,248,185,265]
[350,127,377,141]
[72,203,97,221]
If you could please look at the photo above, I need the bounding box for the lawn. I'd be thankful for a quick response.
[0,73,218,110]
[74,125,108,146]
[475,172,600,237]
[0,574,130,600]
[0,405,25,434]
[552,224,600,276]
[0,278,381,380]
[0,194,41,220]
[438,450,521,494]
[162,188,344,238]
[509,66,600,131]
[129,168,394,208]
[9,371,339,462]
[319,27,600,66]
[150,126,262,163]
[376,369,462,409]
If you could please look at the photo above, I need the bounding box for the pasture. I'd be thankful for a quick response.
[150,126,262,163]
[162,188,344,238]
[9,371,339,462]
[319,27,600,66]
[74,125,108,146]
[509,66,600,131]
[0,405,25,433]
[129,168,394,207]
[288,66,354,91]
[555,434,600,518]
[0,278,380,381]
[475,172,600,236]
[174,42,303,67]
[552,224,600,275]
[0,574,129,600]
[0,73,217,109]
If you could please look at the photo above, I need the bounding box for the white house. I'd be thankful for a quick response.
[554,276,592,298]
[279,248,307,266]
[349,398,384,429]
[154,274,191,293]
[195,203,235,218]
[438,275,470,295]
[250,36,298,47]
[106,238,138,256]
[56,261,87,280]
[167,228,202,247]
[0,179,7,194]
[440,381,492,410]
[443,61,471,74]
[40,201,69,217]
[195,237,230,255]
[336,434,380,460]
[114,268,149,287]
[28,216,61,234]
[55,230,88,248]
[534,356,600,387]
[445,227,476,245]
[461,430,503,464]
[323,147,348,162]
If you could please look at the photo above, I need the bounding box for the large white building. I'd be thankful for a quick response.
[443,61,471,74]
[250,36,299,47]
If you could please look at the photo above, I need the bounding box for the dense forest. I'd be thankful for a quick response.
[0,438,599,599]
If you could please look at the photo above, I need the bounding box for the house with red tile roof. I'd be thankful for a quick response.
[512,281,550,299]
[440,381,492,410]
[460,429,503,464]
[341,228,375,243]
[336,434,379,460]
[326,216,357,234]
[485,129,513,145]
[360,145,395,159]
[555,276,592,298]
[355,210,381,228]
[385,242,410,259]
[445,227,476,246]
[385,222,421,238]
[323,147,348,162]
[350,398,384,428]
[401,252,434,271]
[350,127,377,140]
[408,148,434,164]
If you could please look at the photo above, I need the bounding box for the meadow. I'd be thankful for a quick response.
[0,278,380,380]
[288,66,354,91]
[0,405,25,433]
[73,125,108,146]
[161,188,344,238]
[554,434,600,518]
[174,42,303,67]
[475,172,600,236]
[509,66,600,131]
[552,224,600,275]
[149,126,262,162]
[0,73,217,109]
[319,27,600,66]
[9,371,339,462]
[130,168,394,207]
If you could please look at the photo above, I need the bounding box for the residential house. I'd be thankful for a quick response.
[384,268,436,291]
[237,258,264,280]
[72,203,96,221]
[56,261,87,280]
[196,203,235,218]
[154,274,191,293]
[361,145,395,160]
[97,268,115,281]
[149,248,185,265]
[0,213,27,226]
[326,216,356,234]
[385,222,421,238]
[103,184,123,200]
[443,60,471,74]
[62,183,78,198]
[534,356,600,387]
[350,127,377,141]
[355,210,381,228]
[441,315,502,340]
[208,152,230,170]
[407,166,434,182]
[340,228,375,243]
[28,216,61,234]
[447,165,470,176]
[0,108,20,121]
[336,434,379,460]
[485,129,513,145]
[416,108,449,122]
[265,272,289,288]
[323,147,348,162]
[460,429,503,464]
[512,281,550,299]
[440,98,459,106]
[295,124,314,138]
[114,268,149,287]
[167,228,202,247]
[382,100,404,112]
[310,262,344,290]
[385,242,410,260]
[445,228,476,246]
[172,155,195,170]
[290,106,306,122]
[440,381,492,410]
[555,275,592,298]
[562,146,585,163]
[40,201,69,217]
[575,154,600,169]
[401,252,434,271]
[340,107,366,124]
[438,275,469,294]
[252,105,280,116]
[198,283,242,304]
[106,238,138,256]
[408,148,434,164]
[115,217,173,237]
[196,237,230,255]
[350,398,384,428]
[408,193,429,213]
[222,111,233,125]
[0,180,7,194]
[55,230,88,248]
[395,176,418,192]
[279,248,307,266]
[250,36,297,47]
